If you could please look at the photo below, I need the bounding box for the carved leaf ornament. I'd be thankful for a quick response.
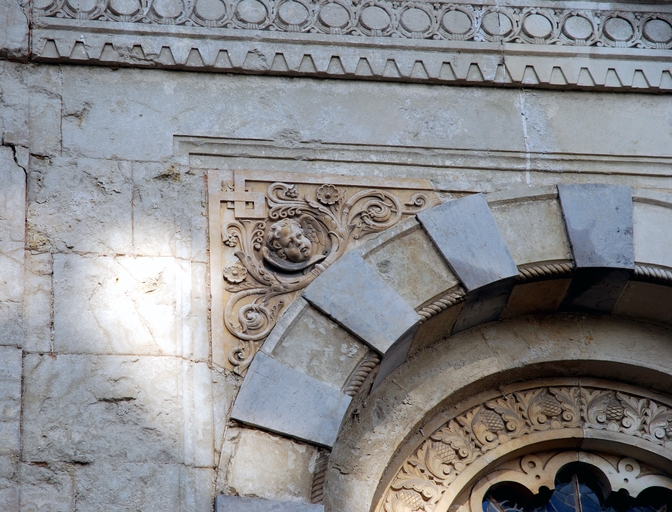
[380,385,672,512]
[221,182,436,373]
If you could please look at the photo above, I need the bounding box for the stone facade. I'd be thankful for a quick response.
[1,0,672,509]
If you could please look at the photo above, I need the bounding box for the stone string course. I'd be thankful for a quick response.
[35,0,672,49]
[32,1,672,90]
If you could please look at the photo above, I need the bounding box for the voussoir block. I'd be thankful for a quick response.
[558,184,634,313]
[558,184,634,269]
[231,353,351,447]
[303,251,421,355]
[417,194,519,292]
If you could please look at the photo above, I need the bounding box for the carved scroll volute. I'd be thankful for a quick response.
[219,179,439,374]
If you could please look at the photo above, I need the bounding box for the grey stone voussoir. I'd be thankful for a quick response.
[558,184,634,313]
[558,184,634,269]
[418,194,519,293]
[215,495,324,512]
[231,352,351,448]
[303,251,421,356]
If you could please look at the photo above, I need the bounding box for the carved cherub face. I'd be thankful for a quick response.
[266,219,312,263]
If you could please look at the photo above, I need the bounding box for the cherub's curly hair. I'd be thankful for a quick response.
[266,218,301,259]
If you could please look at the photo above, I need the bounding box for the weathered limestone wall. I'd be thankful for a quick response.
[0,48,671,510]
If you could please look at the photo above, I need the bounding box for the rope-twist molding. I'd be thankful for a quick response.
[517,262,574,282]
[417,290,467,323]
[344,351,381,397]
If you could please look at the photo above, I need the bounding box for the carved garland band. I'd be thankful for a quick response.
[379,382,672,512]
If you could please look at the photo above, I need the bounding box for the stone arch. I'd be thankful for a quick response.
[226,183,672,511]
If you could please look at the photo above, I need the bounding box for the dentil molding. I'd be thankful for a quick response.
[32,0,672,91]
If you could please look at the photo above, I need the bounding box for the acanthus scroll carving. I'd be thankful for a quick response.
[381,384,672,512]
[217,175,439,374]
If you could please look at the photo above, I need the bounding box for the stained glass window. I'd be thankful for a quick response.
[483,463,672,512]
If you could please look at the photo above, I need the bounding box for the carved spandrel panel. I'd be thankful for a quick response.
[208,170,440,373]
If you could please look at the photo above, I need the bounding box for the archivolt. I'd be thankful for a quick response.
[227,184,672,511]
[380,379,672,512]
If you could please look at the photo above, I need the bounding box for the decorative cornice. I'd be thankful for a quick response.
[379,382,672,512]
[32,1,672,91]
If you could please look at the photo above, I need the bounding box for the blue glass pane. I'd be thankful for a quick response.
[483,470,672,512]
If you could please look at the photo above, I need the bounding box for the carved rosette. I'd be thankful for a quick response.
[380,385,672,512]
[220,180,438,373]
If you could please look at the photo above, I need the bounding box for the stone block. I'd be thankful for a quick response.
[418,194,519,292]
[181,361,214,467]
[303,251,420,355]
[132,162,207,262]
[633,199,672,269]
[179,467,215,511]
[261,297,310,355]
[216,495,324,512]
[266,301,368,390]
[29,92,62,156]
[58,66,526,162]
[364,224,458,308]
[558,184,633,269]
[560,268,632,314]
[0,0,29,59]
[614,281,672,325]
[0,242,23,303]
[227,428,317,503]
[19,462,74,512]
[53,254,178,355]
[176,260,209,361]
[73,461,180,512]
[22,354,182,463]
[453,279,515,333]
[411,301,464,354]
[501,279,571,319]
[558,184,633,313]
[231,353,351,447]
[0,242,23,346]
[23,252,52,352]
[490,191,571,266]
[27,157,133,254]
[520,90,672,158]
[0,346,21,457]
[211,369,240,459]
[0,146,25,242]
[0,483,18,512]
[372,324,419,389]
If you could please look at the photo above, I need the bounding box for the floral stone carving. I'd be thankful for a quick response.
[380,382,672,512]
[210,171,440,373]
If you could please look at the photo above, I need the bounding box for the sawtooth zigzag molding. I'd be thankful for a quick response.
[33,0,672,91]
